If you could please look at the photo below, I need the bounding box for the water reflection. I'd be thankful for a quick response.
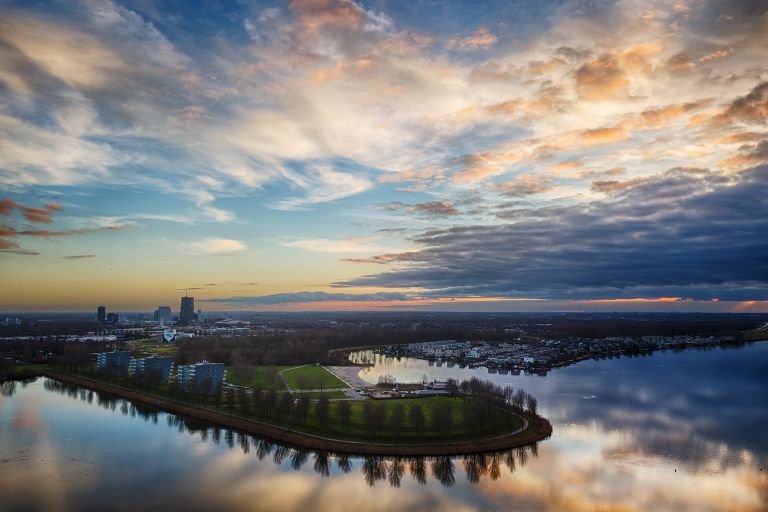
[36,378,539,488]
[3,343,767,511]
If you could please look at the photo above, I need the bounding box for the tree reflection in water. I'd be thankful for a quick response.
[336,453,352,474]
[409,457,428,485]
[313,451,330,477]
[41,377,540,488]
[388,457,405,487]
[362,456,387,486]
[432,456,456,487]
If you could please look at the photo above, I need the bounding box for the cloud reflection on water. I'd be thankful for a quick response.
[1,343,767,512]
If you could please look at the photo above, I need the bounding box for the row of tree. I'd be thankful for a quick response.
[187,376,540,439]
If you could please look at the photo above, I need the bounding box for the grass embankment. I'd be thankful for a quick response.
[282,365,349,389]
[6,365,550,455]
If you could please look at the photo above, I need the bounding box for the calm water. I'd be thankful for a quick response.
[1,343,767,512]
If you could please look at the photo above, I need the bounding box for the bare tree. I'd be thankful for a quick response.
[431,402,453,435]
[293,395,310,427]
[278,392,293,420]
[315,397,330,435]
[409,404,426,437]
[389,403,405,438]
[225,387,235,414]
[238,388,249,416]
[336,400,352,430]
[525,394,538,416]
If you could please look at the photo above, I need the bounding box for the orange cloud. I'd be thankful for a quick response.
[17,225,134,237]
[0,238,19,250]
[289,0,364,40]
[453,150,527,183]
[715,132,765,144]
[497,175,554,197]
[699,48,733,63]
[310,59,374,82]
[449,27,497,51]
[0,198,62,223]
[619,99,711,130]
[579,127,629,144]
[574,55,629,100]
[591,178,642,193]
[666,52,696,73]
[574,42,662,100]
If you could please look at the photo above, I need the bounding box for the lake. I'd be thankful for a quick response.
[1,342,767,511]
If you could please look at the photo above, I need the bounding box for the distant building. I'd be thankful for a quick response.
[154,306,172,323]
[95,351,132,376]
[177,361,225,394]
[129,356,173,384]
[107,312,119,324]
[162,329,176,342]
[179,296,194,325]
[97,306,106,324]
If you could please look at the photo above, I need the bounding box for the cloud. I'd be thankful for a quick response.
[272,166,372,210]
[574,55,629,100]
[15,225,134,237]
[448,27,498,51]
[282,236,385,253]
[185,237,247,255]
[62,254,96,260]
[337,166,768,300]
[497,175,554,197]
[699,48,733,63]
[718,140,768,168]
[710,81,768,126]
[0,198,62,223]
[383,201,459,217]
[203,291,412,304]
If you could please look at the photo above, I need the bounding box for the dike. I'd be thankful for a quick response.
[25,369,552,456]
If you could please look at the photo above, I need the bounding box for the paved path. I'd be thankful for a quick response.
[326,366,373,390]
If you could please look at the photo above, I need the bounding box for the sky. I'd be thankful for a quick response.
[0,0,767,313]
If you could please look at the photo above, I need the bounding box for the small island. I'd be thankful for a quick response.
[3,348,551,456]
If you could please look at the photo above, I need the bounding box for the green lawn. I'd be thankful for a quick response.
[225,366,292,389]
[281,365,348,390]
[127,341,178,358]
[49,367,528,445]
[291,397,524,442]
[293,390,348,400]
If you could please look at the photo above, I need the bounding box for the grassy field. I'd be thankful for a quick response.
[292,390,348,400]
[225,366,292,389]
[127,341,179,358]
[44,366,527,445]
[282,365,348,389]
[268,396,523,442]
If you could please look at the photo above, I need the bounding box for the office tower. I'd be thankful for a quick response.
[97,305,106,324]
[180,296,194,325]
[154,306,172,323]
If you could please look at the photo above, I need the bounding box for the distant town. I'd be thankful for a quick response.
[2,301,766,378]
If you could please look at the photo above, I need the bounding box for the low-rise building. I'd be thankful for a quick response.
[95,351,132,376]
[130,356,173,384]
[177,361,225,394]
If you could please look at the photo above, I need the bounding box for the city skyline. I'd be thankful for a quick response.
[1,0,767,312]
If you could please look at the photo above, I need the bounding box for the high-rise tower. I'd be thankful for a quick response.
[179,296,194,325]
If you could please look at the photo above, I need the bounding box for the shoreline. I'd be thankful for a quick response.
[13,369,552,457]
